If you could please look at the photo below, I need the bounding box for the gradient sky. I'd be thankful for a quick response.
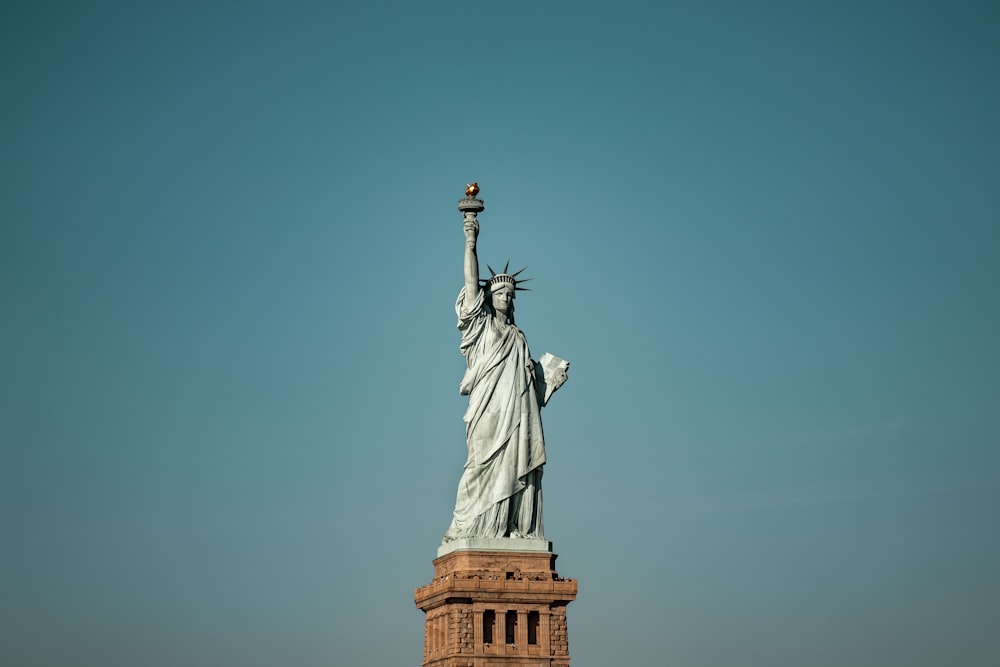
[2,2,998,666]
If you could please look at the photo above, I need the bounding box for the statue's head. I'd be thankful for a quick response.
[488,282,515,319]
[481,262,531,323]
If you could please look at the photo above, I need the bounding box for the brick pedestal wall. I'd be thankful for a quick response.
[414,549,577,667]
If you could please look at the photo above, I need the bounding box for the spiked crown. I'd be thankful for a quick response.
[481,260,532,294]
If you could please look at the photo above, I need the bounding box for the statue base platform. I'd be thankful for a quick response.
[439,537,552,558]
[415,546,577,667]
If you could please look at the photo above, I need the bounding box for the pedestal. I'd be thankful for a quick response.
[414,546,577,667]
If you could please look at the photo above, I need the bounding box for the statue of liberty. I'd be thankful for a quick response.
[443,186,569,542]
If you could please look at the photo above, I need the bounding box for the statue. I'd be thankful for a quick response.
[443,187,569,543]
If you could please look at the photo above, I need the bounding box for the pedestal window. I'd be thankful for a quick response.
[482,609,495,645]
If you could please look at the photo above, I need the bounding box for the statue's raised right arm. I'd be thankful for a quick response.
[463,216,480,303]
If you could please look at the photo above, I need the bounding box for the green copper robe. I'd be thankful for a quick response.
[444,287,546,541]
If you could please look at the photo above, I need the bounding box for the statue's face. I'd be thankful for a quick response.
[490,284,514,314]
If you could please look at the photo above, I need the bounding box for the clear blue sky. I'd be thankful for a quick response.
[2,2,998,666]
